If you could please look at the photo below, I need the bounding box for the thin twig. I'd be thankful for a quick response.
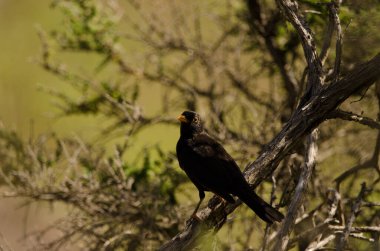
[329,1,343,83]
[327,109,380,130]
[272,129,319,251]
[336,182,368,251]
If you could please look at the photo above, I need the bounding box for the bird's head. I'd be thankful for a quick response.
[177,111,203,136]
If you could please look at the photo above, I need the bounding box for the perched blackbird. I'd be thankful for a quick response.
[176,111,284,224]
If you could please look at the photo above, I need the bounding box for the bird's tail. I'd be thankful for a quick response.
[238,189,284,224]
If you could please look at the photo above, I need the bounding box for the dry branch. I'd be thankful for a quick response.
[336,183,368,251]
[327,109,380,130]
[159,53,380,251]
[334,130,380,187]
[246,0,299,110]
[328,2,343,83]
[1,1,379,250]
[275,0,324,98]
[272,130,318,251]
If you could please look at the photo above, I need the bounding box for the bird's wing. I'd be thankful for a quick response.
[192,133,233,160]
[191,133,247,186]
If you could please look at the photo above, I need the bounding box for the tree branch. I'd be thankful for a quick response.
[246,0,299,110]
[336,183,368,251]
[159,53,380,251]
[272,129,318,251]
[329,1,343,83]
[334,130,380,187]
[275,0,324,102]
[327,109,380,130]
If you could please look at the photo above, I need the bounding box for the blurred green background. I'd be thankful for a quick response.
[0,1,81,250]
[0,1,176,249]
[0,0,56,136]
[0,1,59,250]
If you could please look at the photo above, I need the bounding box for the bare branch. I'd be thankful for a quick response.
[336,182,368,251]
[159,53,380,251]
[330,225,380,233]
[362,202,380,207]
[327,109,380,130]
[335,130,380,187]
[329,2,343,83]
[246,0,299,110]
[2,2,380,250]
[272,129,318,251]
[319,6,335,65]
[275,0,324,99]
[305,234,336,251]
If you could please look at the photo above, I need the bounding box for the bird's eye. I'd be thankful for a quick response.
[193,117,199,123]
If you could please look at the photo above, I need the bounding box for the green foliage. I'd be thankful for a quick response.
[51,0,120,52]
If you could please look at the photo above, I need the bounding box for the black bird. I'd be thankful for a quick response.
[176,111,284,224]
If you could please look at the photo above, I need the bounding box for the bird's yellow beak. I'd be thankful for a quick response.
[177,114,188,123]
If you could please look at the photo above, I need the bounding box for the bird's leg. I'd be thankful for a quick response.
[190,190,205,221]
